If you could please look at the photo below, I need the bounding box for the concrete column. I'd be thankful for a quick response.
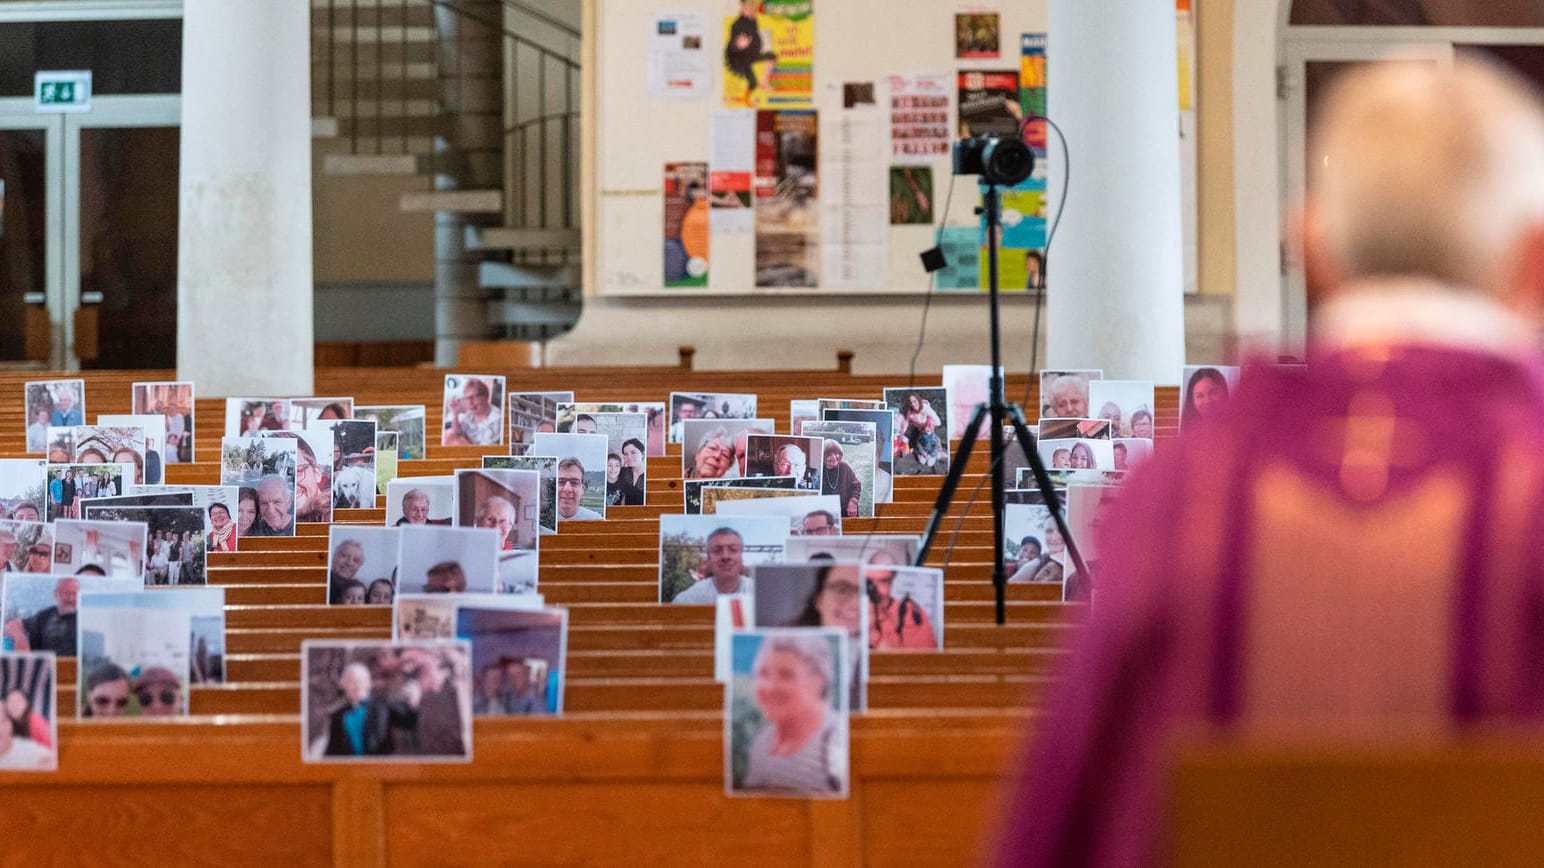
[434,0,504,367]
[1045,0,1185,383]
[177,0,314,395]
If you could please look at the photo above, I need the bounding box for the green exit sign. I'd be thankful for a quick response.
[34,71,92,114]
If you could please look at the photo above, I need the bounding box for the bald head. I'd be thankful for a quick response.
[1305,57,1544,300]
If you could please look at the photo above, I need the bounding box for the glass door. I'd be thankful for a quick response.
[0,105,60,366]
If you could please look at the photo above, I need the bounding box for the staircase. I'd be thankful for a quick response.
[310,0,582,344]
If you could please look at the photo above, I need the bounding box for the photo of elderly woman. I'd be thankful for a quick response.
[725,628,849,798]
[753,563,868,712]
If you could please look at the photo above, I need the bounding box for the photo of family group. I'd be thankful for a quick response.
[220,437,299,537]
[302,640,473,762]
[441,375,505,447]
[1038,437,1116,472]
[79,505,208,586]
[884,388,950,475]
[552,410,649,506]
[529,433,608,521]
[0,652,57,770]
[327,526,400,606]
[725,628,849,798]
[355,405,426,461]
[461,606,567,716]
[24,380,84,454]
[1087,380,1156,440]
[132,381,196,464]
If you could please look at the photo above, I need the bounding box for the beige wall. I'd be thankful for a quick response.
[1198,0,1237,298]
[311,139,436,284]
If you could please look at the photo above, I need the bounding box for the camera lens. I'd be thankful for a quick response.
[982,138,1034,186]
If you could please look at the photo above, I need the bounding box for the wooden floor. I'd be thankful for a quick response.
[0,367,1182,867]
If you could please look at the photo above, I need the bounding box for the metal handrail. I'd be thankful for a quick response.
[428,0,579,71]
[498,0,579,39]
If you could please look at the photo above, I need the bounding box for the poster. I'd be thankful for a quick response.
[957,69,1021,140]
[936,226,981,290]
[1177,0,1198,293]
[754,110,819,287]
[955,12,1000,59]
[664,161,710,287]
[820,86,886,289]
[979,178,1047,291]
[889,73,953,162]
[1020,33,1047,156]
[649,11,708,98]
[889,166,933,225]
[722,0,814,109]
[709,109,756,234]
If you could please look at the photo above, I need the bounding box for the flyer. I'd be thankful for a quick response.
[663,161,710,287]
[754,110,819,287]
[955,12,1000,59]
[709,109,756,234]
[1020,33,1047,156]
[820,86,886,289]
[722,0,814,109]
[936,226,981,290]
[957,69,1021,140]
[648,11,709,98]
[888,73,953,162]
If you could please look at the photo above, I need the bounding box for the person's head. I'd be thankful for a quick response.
[504,658,531,691]
[52,578,79,615]
[1048,376,1088,418]
[864,551,900,604]
[401,489,431,524]
[1043,515,1064,555]
[366,578,394,605]
[693,426,733,478]
[1052,448,1071,469]
[25,543,50,573]
[1097,402,1121,432]
[907,393,925,412]
[237,488,258,534]
[134,667,181,717]
[739,1,758,16]
[332,539,364,579]
[1184,368,1229,421]
[474,496,517,546]
[112,448,144,484]
[1025,249,1045,287]
[1130,408,1154,439]
[799,563,862,632]
[32,405,48,423]
[75,564,106,576]
[704,527,745,584]
[1300,58,1544,316]
[621,438,645,469]
[208,502,231,531]
[774,443,807,477]
[606,453,622,484]
[78,448,107,465]
[461,378,491,413]
[801,510,839,536]
[479,662,503,698]
[319,402,346,420]
[294,441,325,511]
[753,635,833,724]
[1017,536,1042,566]
[10,503,38,523]
[1113,442,1129,470]
[676,401,699,421]
[0,531,14,566]
[4,688,29,722]
[268,400,285,419]
[339,662,372,704]
[425,561,467,593]
[85,664,131,718]
[574,414,598,434]
[557,458,587,518]
[1071,443,1095,469]
[339,579,367,605]
[56,392,72,413]
[256,475,292,531]
[823,440,844,469]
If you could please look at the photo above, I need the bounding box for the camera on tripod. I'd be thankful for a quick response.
[953,134,1035,186]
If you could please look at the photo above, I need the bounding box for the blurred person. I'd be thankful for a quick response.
[365,579,395,605]
[819,440,861,518]
[865,553,937,650]
[740,634,846,794]
[444,378,501,446]
[556,458,603,520]
[324,662,419,756]
[474,496,519,550]
[133,667,182,717]
[1,577,78,655]
[424,561,467,594]
[82,664,131,719]
[1180,367,1231,431]
[800,510,839,536]
[673,527,753,603]
[4,687,51,748]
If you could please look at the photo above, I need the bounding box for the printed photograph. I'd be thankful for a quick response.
[668,392,759,443]
[783,533,920,567]
[1064,483,1123,603]
[1038,437,1116,472]
[455,468,541,595]
[789,400,818,436]
[77,603,190,718]
[751,563,869,712]
[1037,418,1112,441]
[0,520,54,574]
[52,425,148,487]
[441,374,505,447]
[52,519,149,581]
[553,410,648,506]
[680,418,776,481]
[954,12,1000,58]
[1039,369,1105,421]
[701,485,809,515]
[133,381,195,463]
[291,397,354,428]
[743,435,822,490]
[1181,365,1241,432]
[942,365,999,439]
[319,419,377,509]
[715,493,843,537]
[259,430,331,524]
[301,640,472,762]
[0,651,57,770]
[889,165,933,225]
[507,391,572,456]
[138,485,241,554]
[483,456,557,534]
[396,525,501,595]
[327,526,401,605]
[658,514,788,604]
[1112,438,1152,472]
[1,573,139,656]
[802,421,878,518]
[885,388,951,476]
[81,587,226,684]
[862,563,944,651]
[24,380,84,454]
[1005,502,1065,584]
[821,410,894,504]
[529,433,608,522]
[385,478,455,527]
[815,398,885,417]
[355,405,427,461]
[684,476,796,515]
[0,459,46,525]
[97,415,166,485]
[1021,467,1128,489]
[460,606,567,716]
[393,592,545,642]
[561,401,666,456]
[220,436,299,537]
[725,628,849,798]
[376,432,399,497]
[1087,379,1157,439]
[224,398,292,437]
[79,505,208,586]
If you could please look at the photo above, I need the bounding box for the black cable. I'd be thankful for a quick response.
[907,168,958,387]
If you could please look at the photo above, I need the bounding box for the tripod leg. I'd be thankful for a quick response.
[913,402,991,567]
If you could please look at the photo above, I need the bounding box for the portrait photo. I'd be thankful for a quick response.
[1112,438,1153,472]
[132,380,195,464]
[0,520,54,575]
[668,392,758,443]
[327,526,401,606]
[385,477,455,528]
[440,374,505,447]
[77,602,190,719]
[802,421,878,518]
[354,405,426,461]
[1087,379,1156,439]
[884,387,951,476]
[1180,365,1241,432]
[554,410,648,506]
[529,432,608,522]
[138,485,241,555]
[751,563,869,712]
[302,640,472,763]
[680,418,776,482]
[259,429,331,525]
[0,651,58,770]
[484,455,557,534]
[24,380,84,454]
[725,628,850,798]
[455,468,541,595]
[658,514,788,604]
[821,410,894,505]
[0,459,46,525]
[742,435,822,490]
[81,587,226,684]
[396,525,500,595]
[459,606,567,716]
[1004,503,1066,584]
[1038,369,1105,422]
[1,573,138,656]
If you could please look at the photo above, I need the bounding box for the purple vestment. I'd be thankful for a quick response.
[994,343,1544,867]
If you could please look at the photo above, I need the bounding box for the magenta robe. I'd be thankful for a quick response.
[994,344,1544,867]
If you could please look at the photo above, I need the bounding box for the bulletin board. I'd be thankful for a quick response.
[594,1,1051,296]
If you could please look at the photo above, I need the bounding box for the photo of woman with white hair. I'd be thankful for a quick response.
[726,628,849,798]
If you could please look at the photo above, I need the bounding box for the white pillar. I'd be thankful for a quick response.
[1045,0,1185,383]
[177,0,314,395]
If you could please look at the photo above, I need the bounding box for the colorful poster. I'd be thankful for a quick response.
[889,166,933,225]
[649,11,709,98]
[955,12,1000,59]
[722,0,814,109]
[957,69,1021,140]
[663,161,709,287]
[980,179,1047,291]
[1177,0,1198,293]
[754,110,819,287]
[936,226,981,290]
[889,73,953,162]
[709,109,756,234]
[1020,33,1047,156]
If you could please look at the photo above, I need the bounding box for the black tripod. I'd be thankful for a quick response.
[913,183,1090,625]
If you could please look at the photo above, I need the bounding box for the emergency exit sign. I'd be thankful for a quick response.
[34,71,91,113]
